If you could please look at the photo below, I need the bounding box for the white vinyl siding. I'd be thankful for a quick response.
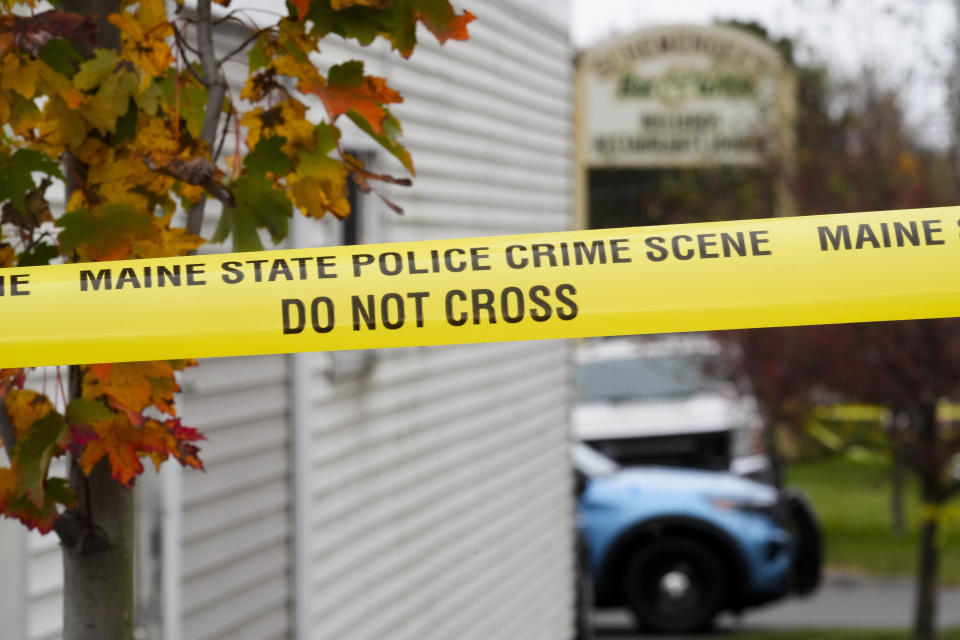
[178,355,293,640]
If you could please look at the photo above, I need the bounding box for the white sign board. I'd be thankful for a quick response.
[578,25,792,168]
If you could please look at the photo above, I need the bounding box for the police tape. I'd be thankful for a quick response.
[2,206,960,367]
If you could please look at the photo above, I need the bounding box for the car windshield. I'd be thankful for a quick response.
[576,354,715,403]
[572,443,620,476]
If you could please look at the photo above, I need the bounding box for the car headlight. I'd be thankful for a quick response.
[709,496,779,519]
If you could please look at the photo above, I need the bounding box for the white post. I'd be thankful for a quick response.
[289,214,312,640]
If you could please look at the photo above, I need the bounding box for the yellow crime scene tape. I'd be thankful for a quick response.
[2,206,960,367]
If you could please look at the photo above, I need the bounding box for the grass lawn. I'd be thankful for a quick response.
[730,631,960,640]
[786,457,960,583]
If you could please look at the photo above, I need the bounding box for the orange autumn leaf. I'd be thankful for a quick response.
[0,466,15,508]
[79,415,202,487]
[292,0,311,20]
[78,415,150,486]
[301,61,401,134]
[82,361,180,420]
[418,8,475,46]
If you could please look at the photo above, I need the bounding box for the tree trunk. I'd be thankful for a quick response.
[912,402,942,640]
[913,504,940,640]
[55,2,131,637]
[891,450,906,538]
[62,460,135,640]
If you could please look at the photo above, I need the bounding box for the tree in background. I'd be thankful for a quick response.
[0,1,472,638]
[718,57,960,640]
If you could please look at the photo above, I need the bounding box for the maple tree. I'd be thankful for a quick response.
[0,0,472,637]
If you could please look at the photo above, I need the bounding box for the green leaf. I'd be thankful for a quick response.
[347,110,414,174]
[213,207,263,252]
[73,49,121,91]
[218,175,293,252]
[295,123,340,174]
[181,84,208,138]
[66,398,115,425]
[244,136,291,178]
[57,203,154,260]
[11,411,69,509]
[109,99,139,146]
[328,60,364,88]
[136,77,164,115]
[9,92,40,130]
[38,38,83,78]
[16,242,59,267]
[44,478,74,507]
[84,70,140,135]
[12,149,64,179]
[305,3,380,46]
[248,38,270,72]
[305,0,472,57]
[0,149,63,212]
[0,158,38,213]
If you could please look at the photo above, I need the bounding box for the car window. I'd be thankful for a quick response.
[576,354,715,402]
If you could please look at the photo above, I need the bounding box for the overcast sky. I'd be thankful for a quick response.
[569,0,957,145]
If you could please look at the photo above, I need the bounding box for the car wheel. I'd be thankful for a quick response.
[624,537,726,633]
[785,489,823,596]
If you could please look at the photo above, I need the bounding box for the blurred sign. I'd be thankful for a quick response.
[577,25,794,168]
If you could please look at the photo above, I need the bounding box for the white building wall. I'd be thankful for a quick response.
[14,1,574,638]
[298,1,575,637]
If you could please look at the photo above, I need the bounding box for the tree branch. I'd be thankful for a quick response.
[186,0,229,240]
[217,27,270,67]
[172,25,205,86]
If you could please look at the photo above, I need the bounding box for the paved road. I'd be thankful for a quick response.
[593,574,960,638]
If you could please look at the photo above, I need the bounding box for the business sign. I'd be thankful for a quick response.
[1,207,959,367]
[578,25,794,168]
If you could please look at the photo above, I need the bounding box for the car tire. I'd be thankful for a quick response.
[785,489,823,596]
[624,537,726,634]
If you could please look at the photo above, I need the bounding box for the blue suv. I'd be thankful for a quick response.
[574,444,821,634]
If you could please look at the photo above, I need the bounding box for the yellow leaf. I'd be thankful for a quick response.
[109,12,173,83]
[0,243,13,268]
[130,212,205,258]
[72,137,109,166]
[38,94,87,151]
[131,116,179,165]
[0,90,10,124]
[37,61,84,108]
[1,54,37,99]
[135,0,169,31]
[65,189,88,213]
[81,69,139,135]
[177,182,206,203]
[289,170,350,220]
[86,148,173,210]
[4,389,55,438]
[240,99,315,154]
